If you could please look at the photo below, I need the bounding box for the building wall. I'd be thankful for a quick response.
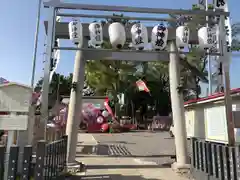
[0,84,33,171]
[0,84,31,111]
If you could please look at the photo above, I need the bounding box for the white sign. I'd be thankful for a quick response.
[204,105,228,143]
[0,114,28,130]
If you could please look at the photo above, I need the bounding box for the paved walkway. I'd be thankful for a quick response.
[72,133,192,180]
[91,132,178,165]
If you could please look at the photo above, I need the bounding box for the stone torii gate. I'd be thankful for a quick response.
[42,0,229,172]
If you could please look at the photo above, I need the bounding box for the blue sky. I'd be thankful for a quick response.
[0,0,239,95]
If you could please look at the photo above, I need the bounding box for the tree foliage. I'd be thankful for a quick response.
[232,23,240,51]
[35,73,94,100]
[84,12,213,116]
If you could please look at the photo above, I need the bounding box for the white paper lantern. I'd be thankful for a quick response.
[89,22,103,48]
[198,26,214,50]
[108,22,126,49]
[151,24,168,50]
[176,26,190,48]
[68,20,83,44]
[130,23,148,50]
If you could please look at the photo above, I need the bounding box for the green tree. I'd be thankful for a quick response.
[232,22,240,51]
[34,73,72,96]
[85,49,138,116]
[86,12,208,117]
[34,73,94,104]
[85,14,140,116]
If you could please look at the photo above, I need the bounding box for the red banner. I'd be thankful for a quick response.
[104,97,115,120]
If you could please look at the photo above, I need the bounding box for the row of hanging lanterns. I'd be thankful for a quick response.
[68,20,169,50]
[68,20,216,51]
[176,25,216,50]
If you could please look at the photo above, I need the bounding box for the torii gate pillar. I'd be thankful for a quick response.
[169,41,190,171]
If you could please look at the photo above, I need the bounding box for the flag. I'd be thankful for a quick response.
[104,97,115,121]
[0,77,9,84]
[136,79,150,92]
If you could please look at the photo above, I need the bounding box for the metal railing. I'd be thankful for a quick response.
[44,136,68,179]
[0,135,67,180]
[190,138,239,180]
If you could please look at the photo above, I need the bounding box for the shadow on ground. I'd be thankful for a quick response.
[67,174,161,180]
[96,141,136,145]
[75,154,175,158]
[76,144,175,158]
[86,163,171,169]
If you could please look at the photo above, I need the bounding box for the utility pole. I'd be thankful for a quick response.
[65,40,86,164]
[27,0,42,146]
[169,41,190,170]
[219,13,235,146]
[41,7,56,140]
[223,62,235,145]
[31,0,42,89]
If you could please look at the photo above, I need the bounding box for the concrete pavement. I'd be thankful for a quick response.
[92,131,191,165]
[92,132,176,165]
[72,133,192,180]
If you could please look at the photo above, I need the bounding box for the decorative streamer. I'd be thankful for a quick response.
[49,39,60,82]
[214,0,232,46]
[136,79,150,92]
[104,97,115,121]
[49,14,61,83]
